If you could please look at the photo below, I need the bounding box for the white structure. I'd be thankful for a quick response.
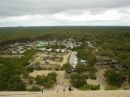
[36,41,48,47]
[87,41,94,48]
[66,42,74,49]
[47,48,52,52]
[55,49,60,52]
[69,51,78,68]
[80,59,87,65]
[61,49,67,53]
[12,50,17,54]
[39,48,46,51]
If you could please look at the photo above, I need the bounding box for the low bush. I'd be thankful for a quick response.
[81,73,89,79]
[55,68,59,71]
[27,66,34,72]
[90,73,96,80]
[81,84,100,90]
[70,73,87,88]
[28,86,41,91]
[104,69,123,87]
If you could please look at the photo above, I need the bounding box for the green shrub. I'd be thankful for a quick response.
[55,68,59,71]
[81,84,100,90]
[7,75,26,91]
[90,74,96,80]
[105,84,119,90]
[70,73,87,88]
[28,86,41,91]
[35,72,57,88]
[75,64,87,73]
[27,66,34,72]
[62,63,72,70]
[104,69,123,87]
[81,73,89,79]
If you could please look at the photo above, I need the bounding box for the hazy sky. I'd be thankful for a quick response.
[0,0,130,27]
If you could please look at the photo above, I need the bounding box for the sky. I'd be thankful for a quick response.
[0,0,130,27]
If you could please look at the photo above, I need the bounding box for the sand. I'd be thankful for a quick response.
[0,55,23,58]
[0,90,130,97]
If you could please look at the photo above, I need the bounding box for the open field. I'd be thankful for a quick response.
[30,51,71,69]
[0,90,130,97]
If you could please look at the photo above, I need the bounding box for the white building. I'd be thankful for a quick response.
[66,42,74,49]
[55,49,60,52]
[12,50,17,54]
[87,41,94,48]
[61,49,67,53]
[80,59,87,65]
[69,51,78,68]
[36,41,48,47]
[47,48,52,52]
[39,48,46,51]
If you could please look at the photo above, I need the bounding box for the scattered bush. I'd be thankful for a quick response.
[35,72,57,88]
[55,68,59,71]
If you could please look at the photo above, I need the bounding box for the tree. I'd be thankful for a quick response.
[104,69,123,87]
[75,64,87,73]
[61,63,73,73]
[7,75,26,91]
[70,73,87,88]
[77,49,96,65]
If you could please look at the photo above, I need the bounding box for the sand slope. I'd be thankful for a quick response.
[0,90,130,97]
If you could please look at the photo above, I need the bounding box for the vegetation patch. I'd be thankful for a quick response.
[35,72,57,88]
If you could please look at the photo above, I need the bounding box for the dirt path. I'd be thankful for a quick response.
[54,71,70,91]
[59,52,71,66]
[96,68,106,90]
[31,52,71,66]
[86,68,106,90]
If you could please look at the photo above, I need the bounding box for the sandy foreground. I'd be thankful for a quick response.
[0,90,130,97]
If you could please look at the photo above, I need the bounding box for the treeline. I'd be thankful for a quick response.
[0,26,130,47]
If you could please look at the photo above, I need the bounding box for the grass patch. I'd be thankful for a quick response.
[80,84,100,90]
[105,84,120,90]
[28,86,41,91]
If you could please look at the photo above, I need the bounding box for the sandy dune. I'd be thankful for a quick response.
[0,90,130,97]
